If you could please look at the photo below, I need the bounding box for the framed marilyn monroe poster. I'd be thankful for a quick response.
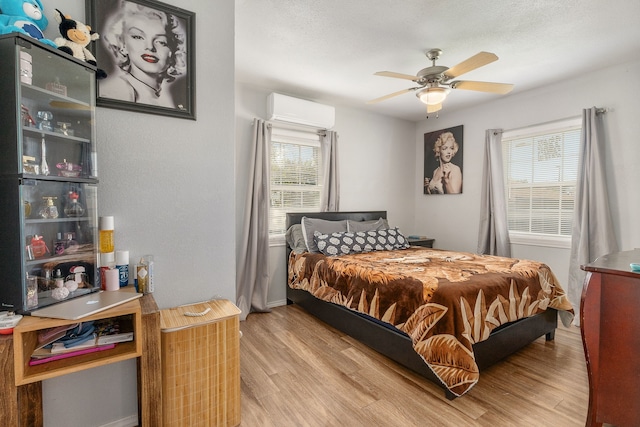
[86,0,196,119]
[423,125,464,194]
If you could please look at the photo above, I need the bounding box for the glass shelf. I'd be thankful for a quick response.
[23,127,91,144]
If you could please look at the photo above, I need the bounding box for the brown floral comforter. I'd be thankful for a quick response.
[288,247,574,396]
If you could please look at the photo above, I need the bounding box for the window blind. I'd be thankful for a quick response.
[269,127,322,235]
[502,119,581,238]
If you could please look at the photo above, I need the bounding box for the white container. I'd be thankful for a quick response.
[104,268,120,291]
[100,251,115,267]
[20,52,32,85]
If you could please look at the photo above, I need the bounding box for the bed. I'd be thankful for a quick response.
[285,211,573,399]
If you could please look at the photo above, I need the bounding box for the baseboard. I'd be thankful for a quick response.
[100,415,137,427]
[267,299,287,308]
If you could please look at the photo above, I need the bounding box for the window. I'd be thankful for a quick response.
[269,127,323,237]
[502,118,581,247]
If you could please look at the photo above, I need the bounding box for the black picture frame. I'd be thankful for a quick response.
[86,0,195,119]
[423,125,464,194]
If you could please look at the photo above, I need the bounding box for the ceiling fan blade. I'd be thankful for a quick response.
[450,80,514,94]
[444,52,498,79]
[367,88,415,104]
[427,103,442,113]
[374,71,419,81]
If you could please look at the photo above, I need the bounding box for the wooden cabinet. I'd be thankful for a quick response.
[581,249,640,427]
[160,299,241,427]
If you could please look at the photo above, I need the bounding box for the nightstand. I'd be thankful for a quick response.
[407,237,435,248]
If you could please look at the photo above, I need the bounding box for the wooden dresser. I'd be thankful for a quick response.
[581,249,640,427]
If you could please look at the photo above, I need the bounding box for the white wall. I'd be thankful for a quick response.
[414,58,640,288]
[238,58,640,309]
[235,84,416,307]
[38,1,236,426]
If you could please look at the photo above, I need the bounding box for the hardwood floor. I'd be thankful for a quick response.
[239,305,588,427]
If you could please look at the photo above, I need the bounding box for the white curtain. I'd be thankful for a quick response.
[236,119,271,321]
[320,130,340,211]
[477,129,511,256]
[567,108,618,321]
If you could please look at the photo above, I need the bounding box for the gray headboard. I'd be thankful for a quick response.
[285,211,387,229]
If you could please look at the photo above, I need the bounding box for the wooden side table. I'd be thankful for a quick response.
[0,293,161,427]
[407,237,435,248]
[581,249,640,427]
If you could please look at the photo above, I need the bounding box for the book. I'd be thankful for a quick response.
[94,316,134,345]
[30,316,134,359]
[29,344,116,366]
[35,323,80,351]
[96,330,134,345]
[407,235,428,240]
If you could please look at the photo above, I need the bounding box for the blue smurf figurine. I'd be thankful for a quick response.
[0,0,58,48]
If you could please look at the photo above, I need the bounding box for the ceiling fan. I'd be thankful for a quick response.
[367,49,514,113]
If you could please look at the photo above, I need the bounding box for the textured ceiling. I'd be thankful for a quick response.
[236,0,640,122]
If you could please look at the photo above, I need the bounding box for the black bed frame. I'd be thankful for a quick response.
[285,211,558,400]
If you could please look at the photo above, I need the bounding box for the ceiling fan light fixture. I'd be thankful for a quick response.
[417,87,450,105]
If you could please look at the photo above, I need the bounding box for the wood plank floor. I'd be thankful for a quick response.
[239,305,589,427]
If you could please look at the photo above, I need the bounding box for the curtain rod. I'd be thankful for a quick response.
[503,115,581,135]
[265,120,327,136]
[503,106,611,135]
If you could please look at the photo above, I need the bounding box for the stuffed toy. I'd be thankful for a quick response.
[0,0,57,48]
[53,9,106,79]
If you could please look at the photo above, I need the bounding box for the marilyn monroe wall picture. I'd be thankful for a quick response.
[86,0,195,119]
[423,125,464,194]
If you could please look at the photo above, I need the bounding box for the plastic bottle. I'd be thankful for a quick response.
[115,250,129,287]
[99,216,114,253]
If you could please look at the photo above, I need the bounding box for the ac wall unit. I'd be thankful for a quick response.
[267,93,335,129]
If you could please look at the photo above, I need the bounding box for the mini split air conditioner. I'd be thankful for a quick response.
[267,93,335,129]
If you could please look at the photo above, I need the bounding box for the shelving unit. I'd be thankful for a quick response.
[1,294,162,427]
[0,33,99,314]
[12,296,142,386]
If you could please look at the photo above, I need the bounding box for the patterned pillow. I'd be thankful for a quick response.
[314,228,410,256]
